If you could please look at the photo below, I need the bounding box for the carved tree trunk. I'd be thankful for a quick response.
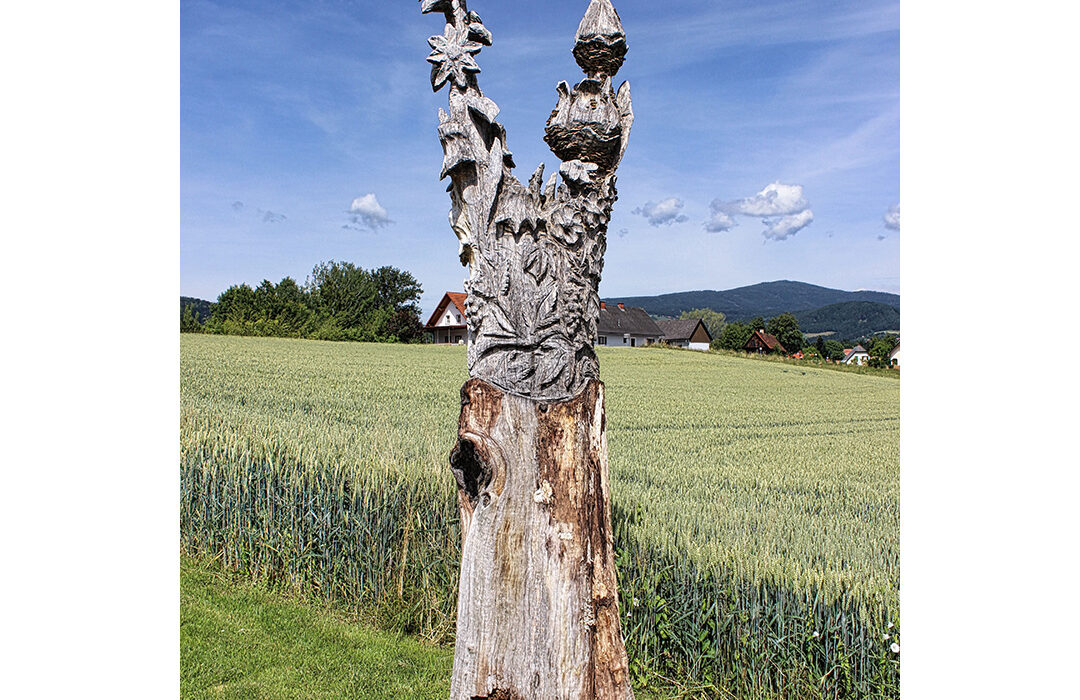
[449,379,631,699]
[420,1,635,696]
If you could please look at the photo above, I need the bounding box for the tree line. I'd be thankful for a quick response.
[180,261,425,343]
[678,308,807,353]
[677,307,898,364]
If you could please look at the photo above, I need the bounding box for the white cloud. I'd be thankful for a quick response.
[632,197,689,227]
[719,182,809,217]
[883,202,900,230]
[704,208,736,232]
[346,193,392,230]
[762,209,814,240]
[706,182,814,240]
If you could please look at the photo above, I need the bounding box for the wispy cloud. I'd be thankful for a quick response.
[707,183,814,240]
[229,200,285,223]
[345,193,392,231]
[883,202,899,230]
[633,197,689,226]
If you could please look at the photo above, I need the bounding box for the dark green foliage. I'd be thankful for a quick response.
[181,304,205,333]
[716,321,753,350]
[766,312,804,352]
[181,296,214,322]
[199,262,424,343]
[678,308,725,340]
[867,335,899,368]
[868,334,899,359]
[795,301,900,340]
[824,340,846,361]
[604,280,899,320]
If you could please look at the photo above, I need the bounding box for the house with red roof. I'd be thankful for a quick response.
[744,328,787,355]
[425,292,468,344]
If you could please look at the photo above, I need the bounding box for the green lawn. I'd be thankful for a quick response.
[181,555,692,699]
[181,555,452,699]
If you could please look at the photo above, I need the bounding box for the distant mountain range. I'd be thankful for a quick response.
[603,281,899,341]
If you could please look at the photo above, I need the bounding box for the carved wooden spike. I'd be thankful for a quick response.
[449,379,633,699]
[573,0,627,78]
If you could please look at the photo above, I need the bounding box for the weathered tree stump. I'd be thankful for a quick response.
[449,379,631,699]
[420,0,635,696]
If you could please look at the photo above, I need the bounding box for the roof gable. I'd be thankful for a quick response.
[655,318,711,342]
[746,328,786,353]
[425,292,468,328]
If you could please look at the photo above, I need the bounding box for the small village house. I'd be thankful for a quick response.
[744,328,787,355]
[595,302,663,347]
[842,344,870,365]
[888,342,900,367]
[655,318,712,351]
[425,292,468,345]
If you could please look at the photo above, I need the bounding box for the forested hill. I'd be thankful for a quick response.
[181,296,214,322]
[794,301,900,340]
[603,281,899,321]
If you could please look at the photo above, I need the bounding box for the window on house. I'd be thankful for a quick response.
[597,336,606,345]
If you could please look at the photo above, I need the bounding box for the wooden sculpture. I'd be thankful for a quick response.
[421,1,634,696]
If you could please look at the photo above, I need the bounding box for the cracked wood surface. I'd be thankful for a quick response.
[449,379,632,700]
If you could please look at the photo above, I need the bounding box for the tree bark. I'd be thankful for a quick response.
[449,378,633,699]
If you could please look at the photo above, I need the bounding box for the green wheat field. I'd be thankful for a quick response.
[181,335,899,698]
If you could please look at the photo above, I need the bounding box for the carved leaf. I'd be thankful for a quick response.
[486,300,517,338]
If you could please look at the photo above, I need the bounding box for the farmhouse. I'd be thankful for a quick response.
[744,329,787,355]
[842,345,870,365]
[595,302,663,347]
[425,292,468,345]
[888,342,900,367]
[655,318,712,351]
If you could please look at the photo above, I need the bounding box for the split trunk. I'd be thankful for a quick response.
[448,378,634,699]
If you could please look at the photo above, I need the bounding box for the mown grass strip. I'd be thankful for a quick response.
[181,554,695,699]
[181,554,453,699]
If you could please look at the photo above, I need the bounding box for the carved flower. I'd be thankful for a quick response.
[427,25,483,91]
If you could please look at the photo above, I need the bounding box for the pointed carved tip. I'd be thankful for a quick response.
[573,0,627,78]
[576,0,625,42]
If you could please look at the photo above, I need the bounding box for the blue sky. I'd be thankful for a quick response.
[181,0,899,317]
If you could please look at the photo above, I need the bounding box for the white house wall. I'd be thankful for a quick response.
[689,341,709,351]
[596,334,659,347]
[434,307,465,327]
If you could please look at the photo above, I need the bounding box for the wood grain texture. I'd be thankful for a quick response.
[448,379,632,700]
